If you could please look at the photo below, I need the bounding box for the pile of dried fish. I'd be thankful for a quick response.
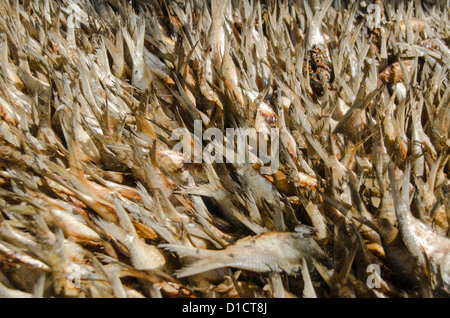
[0,0,449,298]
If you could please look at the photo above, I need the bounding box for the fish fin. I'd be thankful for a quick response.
[94,216,127,245]
[174,256,228,278]
[210,0,228,21]
[112,196,138,238]
[305,134,346,181]
[301,257,317,298]
[174,183,222,198]
[159,244,217,258]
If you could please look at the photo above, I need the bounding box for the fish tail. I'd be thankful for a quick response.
[112,196,138,238]
[174,257,228,278]
[159,244,217,258]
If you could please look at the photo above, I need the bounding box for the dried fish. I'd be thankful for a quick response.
[160,231,330,278]
[389,163,450,294]
[0,0,448,299]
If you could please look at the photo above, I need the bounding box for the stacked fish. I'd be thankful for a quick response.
[0,0,449,298]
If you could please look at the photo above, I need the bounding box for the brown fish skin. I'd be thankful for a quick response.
[306,45,333,96]
[378,59,415,88]
[364,217,427,292]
